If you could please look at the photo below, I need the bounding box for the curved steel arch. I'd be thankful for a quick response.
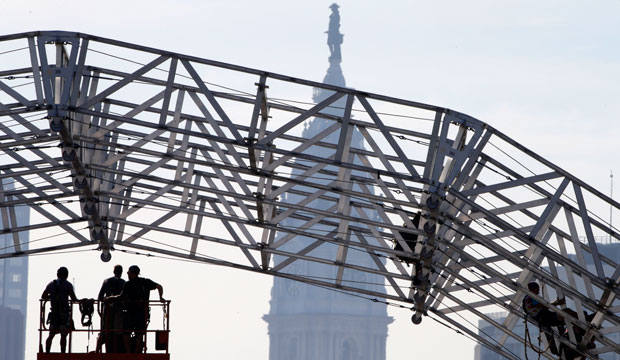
[0,31,618,359]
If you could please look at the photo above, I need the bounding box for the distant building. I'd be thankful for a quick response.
[264,4,393,359]
[0,178,29,360]
[474,241,620,360]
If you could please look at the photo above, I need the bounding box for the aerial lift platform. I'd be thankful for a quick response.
[37,299,170,360]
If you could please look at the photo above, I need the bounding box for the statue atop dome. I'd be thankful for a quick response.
[314,3,346,103]
[326,3,343,64]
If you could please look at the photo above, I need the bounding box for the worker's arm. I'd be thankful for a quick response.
[104,282,126,302]
[97,280,107,301]
[156,284,164,301]
[70,287,78,302]
[551,298,566,306]
[41,285,50,300]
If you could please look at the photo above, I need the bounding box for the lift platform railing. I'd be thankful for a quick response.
[38,299,170,359]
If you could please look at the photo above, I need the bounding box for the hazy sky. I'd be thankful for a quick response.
[2,0,619,359]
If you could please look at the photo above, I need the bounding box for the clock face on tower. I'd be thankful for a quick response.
[352,271,367,289]
[285,263,301,296]
[286,280,301,296]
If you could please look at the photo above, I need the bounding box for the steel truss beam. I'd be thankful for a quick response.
[0,31,618,359]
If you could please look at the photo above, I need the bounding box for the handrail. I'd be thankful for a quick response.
[38,299,170,355]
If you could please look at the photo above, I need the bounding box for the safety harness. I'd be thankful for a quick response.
[79,298,96,352]
[79,298,95,327]
[524,312,552,360]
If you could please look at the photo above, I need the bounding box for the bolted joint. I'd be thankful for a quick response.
[62,146,77,162]
[49,117,64,132]
[605,277,617,289]
[83,199,97,215]
[74,175,88,190]
[426,195,440,210]
[423,221,436,234]
[100,249,112,262]
[91,225,105,240]
[411,312,423,325]
[244,137,256,145]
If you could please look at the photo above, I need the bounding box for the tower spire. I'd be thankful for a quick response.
[264,5,392,359]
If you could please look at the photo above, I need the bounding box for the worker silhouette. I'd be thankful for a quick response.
[523,281,565,354]
[41,267,79,353]
[523,281,566,326]
[96,264,126,353]
[105,265,164,353]
[523,281,598,357]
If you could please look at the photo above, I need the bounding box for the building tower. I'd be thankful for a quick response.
[0,178,30,360]
[264,4,393,360]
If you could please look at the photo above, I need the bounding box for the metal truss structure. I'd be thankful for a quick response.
[0,31,619,359]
